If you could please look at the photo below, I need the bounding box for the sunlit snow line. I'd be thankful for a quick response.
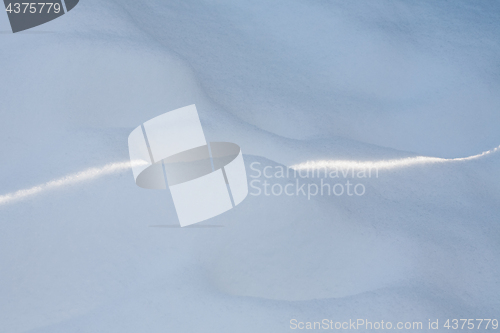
[291,145,500,171]
[0,160,147,206]
[2,145,499,207]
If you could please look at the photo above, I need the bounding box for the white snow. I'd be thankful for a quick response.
[0,1,499,332]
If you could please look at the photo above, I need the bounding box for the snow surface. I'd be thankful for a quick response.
[0,1,499,332]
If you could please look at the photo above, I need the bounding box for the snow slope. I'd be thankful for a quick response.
[0,1,499,332]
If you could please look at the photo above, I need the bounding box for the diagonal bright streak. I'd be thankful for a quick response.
[290,145,500,171]
[0,160,147,206]
[1,145,499,207]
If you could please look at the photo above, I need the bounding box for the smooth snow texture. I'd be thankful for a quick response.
[292,144,500,170]
[0,144,498,207]
[0,1,499,332]
[0,161,144,206]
